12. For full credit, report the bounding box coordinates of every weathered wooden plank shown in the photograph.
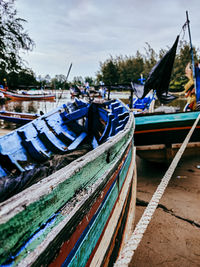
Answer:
[46,144,134,267]
[0,112,135,265]
[136,141,200,163]
[66,144,134,267]
[90,147,136,267]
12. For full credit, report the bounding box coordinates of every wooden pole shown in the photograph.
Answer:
[57,63,72,106]
[130,88,133,109]
[108,86,111,100]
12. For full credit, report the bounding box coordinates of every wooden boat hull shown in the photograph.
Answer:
[0,89,55,101]
[0,111,39,124]
[135,111,200,163]
[132,90,155,114]
[0,99,136,266]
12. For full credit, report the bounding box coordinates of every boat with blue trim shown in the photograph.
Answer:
[134,17,200,164]
[135,110,200,163]
[132,90,156,114]
[0,97,136,266]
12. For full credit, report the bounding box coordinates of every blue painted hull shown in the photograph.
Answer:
[0,99,130,196]
[132,90,155,114]
[0,98,136,267]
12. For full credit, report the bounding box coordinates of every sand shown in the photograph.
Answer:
[130,156,200,267]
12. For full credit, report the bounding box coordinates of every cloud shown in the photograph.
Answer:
[16,0,200,78]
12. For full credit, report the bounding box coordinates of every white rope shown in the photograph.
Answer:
[115,114,200,267]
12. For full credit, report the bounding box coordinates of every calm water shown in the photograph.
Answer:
[0,91,71,114]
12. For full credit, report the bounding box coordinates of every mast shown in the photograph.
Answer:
[57,63,72,106]
[186,10,196,93]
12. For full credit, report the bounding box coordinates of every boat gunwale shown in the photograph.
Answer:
[0,89,55,100]
[28,136,135,267]
[135,110,200,126]
[0,100,135,266]
[0,103,134,223]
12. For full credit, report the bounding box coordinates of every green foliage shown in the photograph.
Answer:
[97,40,200,92]
[50,74,66,90]
[97,58,119,85]
[0,68,38,90]
[0,0,36,89]
[97,43,159,86]
[84,76,95,85]
[0,0,34,72]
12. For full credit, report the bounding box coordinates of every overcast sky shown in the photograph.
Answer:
[15,0,200,80]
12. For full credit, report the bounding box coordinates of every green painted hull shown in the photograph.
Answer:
[0,109,136,266]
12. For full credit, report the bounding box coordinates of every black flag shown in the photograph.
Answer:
[134,35,179,103]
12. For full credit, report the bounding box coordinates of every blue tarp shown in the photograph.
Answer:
[195,66,200,102]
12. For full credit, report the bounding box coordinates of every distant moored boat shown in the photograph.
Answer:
[0,88,55,101]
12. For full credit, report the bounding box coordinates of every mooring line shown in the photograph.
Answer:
[114,114,200,267]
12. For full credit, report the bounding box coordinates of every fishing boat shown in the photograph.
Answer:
[131,34,181,164]
[94,83,156,114]
[70,86,101,99]
[132,90,156,114]
[0,97,136,266]
[135,111,200,163]
[0,110,39,124]
[0,88,56,101]
[134,12,200,164]
[70,86,82,98]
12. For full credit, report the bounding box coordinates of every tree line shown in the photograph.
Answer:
[1,0,200,92]
[96,41,200,92]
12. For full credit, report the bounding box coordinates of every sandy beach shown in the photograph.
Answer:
[130,155,200,267]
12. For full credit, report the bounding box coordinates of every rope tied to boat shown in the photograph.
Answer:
[114,114,200,267]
